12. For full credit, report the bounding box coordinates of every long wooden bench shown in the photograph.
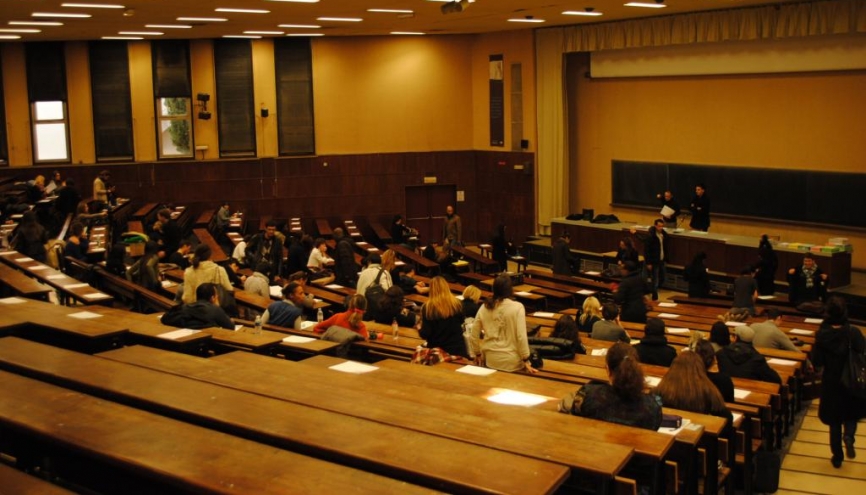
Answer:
[388,244,440,275]
[193,228,227,263]
[451,245,500,274]
[0,263,53,301]
[0,462,76,495]
[0,363,429,495]
[369,219,393,246]
[0,251,113,306]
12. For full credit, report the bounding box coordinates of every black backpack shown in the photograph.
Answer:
[364,268,387,318]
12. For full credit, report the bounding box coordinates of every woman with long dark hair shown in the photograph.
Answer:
[657,352,732,424]
[127,241,161,291]
[470,274,535,372]
[683,251,710,298]
[755,235,778,296]
[813,296,866,468]
[11,211,49,262]
[560,343,662,430]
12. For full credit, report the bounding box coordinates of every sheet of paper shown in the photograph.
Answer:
[234,325,244,331]
[283,335,316,343]
[733,388,751,399]
[300,321,316,330]
[486,389,550,407]
[667,327,691,335]
[329,361,379,374]
[30,265,49,271]
[725,321,746,327]
[789,329,814,336]
[804,318,823,324]
[757,295,776,300]
[591,348,608,356]
[15,257,34,262]
[515,291,533,297]
[0,297,26,304]
[658,418,693,436]
[630,339,641,345]
[161,280,176,288]
[657,302,677,308]
[65,283,89,289]
[455,365,497,376]
[0,251,15,255]
[269,285,283,298]
[657,313,680,319]
[533,312,555,318]
[577,289,595,295]
[644,376,661,387]
[660,205,675,217]
[767,358,798,366]
[83,293,110,300]
[732,412,743,424]
[68,311,103,320]
[158,329,201,340]
[325,284,344,289]
[585,271,601,276]
[47,274,67,280]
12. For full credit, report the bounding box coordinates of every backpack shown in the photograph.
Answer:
[364,268,387,317]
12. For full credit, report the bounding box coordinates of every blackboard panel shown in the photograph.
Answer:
[612,161,866,228]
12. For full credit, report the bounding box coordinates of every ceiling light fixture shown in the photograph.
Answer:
[286,33,324,36]
[0,35,23,39]
[391,31,425,35]
[33,12,93,18]
[177,17,228,22]
[102,36,142,40]
[223,34,262,38]
[9,21,64,26]
[61,3,125,8]
[267,0,319,3]
[316,17,363,22]
[368,9,414,14]
[244,31,285,35]
[0,28,42,33]
[508,18,545,23]
[215,8,270,14]
[119,31,163,35]
[624,2,667,8]
[146,24,192,29]
[278,24,321,29]
[563,9,604,17]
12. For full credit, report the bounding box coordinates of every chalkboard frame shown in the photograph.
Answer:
[611,160,866,229]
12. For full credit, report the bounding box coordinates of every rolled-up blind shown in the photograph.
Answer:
[89,41,134,161]
[214,39,255,157]
[26,42,66,102]
[152,40,191,98]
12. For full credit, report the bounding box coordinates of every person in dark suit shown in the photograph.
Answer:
[634,318,676,367]
[491,223,512,272]
[636,219,669,301]
[552,231,577,276]
[683,251,710,297]
[656,190,681,228]
[689,183,710,231]
[614,261,649,323]
[787,254,828,308]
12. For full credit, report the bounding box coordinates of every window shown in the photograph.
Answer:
[214,39,255,157]
[274,38,315,155]
[90,42,134,161]
[152,40,192,159]
[157,97,192,157]
[26,42,69,163]
[32,101,69,162]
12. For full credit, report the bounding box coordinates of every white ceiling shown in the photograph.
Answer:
[1,0,798,41]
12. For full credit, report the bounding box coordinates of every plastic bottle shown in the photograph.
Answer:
[316,307,324,324]
[392,318,399,341]
[254,315,262,335]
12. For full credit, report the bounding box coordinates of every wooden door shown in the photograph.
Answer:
[405,185,456,246]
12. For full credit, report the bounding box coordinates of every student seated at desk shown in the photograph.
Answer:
[461,285,482,318]
[64,222,90,261]
[549,315,586,355]
[656,352,733,431]
[105,243,128,277]
[167,240,192,270]
[263,282,307,330]
[420,277,468,358]
[716,326,781,384]
[559,343,662,430]
[694,339,735,403]
[375,286,419,328]
[395,265,429,295]
[314,294,374,340]
[591,303,630,343]
[633,318,676,367]
[751,308,802,353]
[127,241,161,291]
[469,275,535,372]
[244,262,272,299]
[161,283,234,330]
[577,296,602,333]
[11,211,49,263]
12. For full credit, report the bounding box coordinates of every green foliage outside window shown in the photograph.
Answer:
[164,98,190,153]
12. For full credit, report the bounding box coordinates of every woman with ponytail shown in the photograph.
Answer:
[314,294,375,339]
[469,274,535,373]
[559,343,662,430]
[182,243,233,305]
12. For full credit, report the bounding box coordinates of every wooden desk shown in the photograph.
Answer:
[451,245,500,274]
[193,228,227,263]
[132,202,158,221]
[388,244,440,274]
[316,218,333,238]
[369,219,393,246]
[0,462,75,495]
[87,306,212,352]
[0,251,113,306]
[0,366,430,495]
[0,263,53,300]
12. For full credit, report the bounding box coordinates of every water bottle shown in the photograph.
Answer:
[392,318,399,341]
[254,315,262,335]
[316,307,324,324]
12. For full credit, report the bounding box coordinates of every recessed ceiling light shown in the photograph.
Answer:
[368,9,414,14]
[215,8,270,14]
[62,3,125,8]
[146,24,192,29]
[102,36,142,40]
[9,21,64,26]
[278,24,321,29]
[223,35,262,39]
[563,11,604,17]
[119,31,163,35]
[391,31,425,35]
[0,35,23,39]
[316,17,363,22]
[244,31,284,35]
[33,12,92,18]
[624,2,667,8]
[177,17,228,22]
[267,0,319,3]
[508,18,545,23]
[0,28,41,33]
[286,33,324,36]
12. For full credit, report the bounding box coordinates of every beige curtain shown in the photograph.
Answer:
[534,0,865,230]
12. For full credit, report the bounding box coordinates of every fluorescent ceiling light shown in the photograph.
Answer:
[316,17,363,22]
[391,31,424,35]
[119,31,163,35]
[177,17,228,22]
[278,24,321,28]
[624,2,667,8]
[33,12,92,18]
[0,28,41,33]
[563,11,604,17]
[369,9,413,14]
[62,3,125,8]
[223,35,261,39]
[10,21,64,26]
[102,36,142,40]
[0,35,22,39]
[508,18,545,23]
[287,33,324,36]
[267,0,319,2]
[146,24,192,29]
[215,8,270,14]
[244,31,284,35]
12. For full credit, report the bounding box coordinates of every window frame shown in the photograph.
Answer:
[31,100,71,164]
[156,97,194,159]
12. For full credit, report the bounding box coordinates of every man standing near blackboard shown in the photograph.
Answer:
[689,184,711,231]
[657,190,681,229]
